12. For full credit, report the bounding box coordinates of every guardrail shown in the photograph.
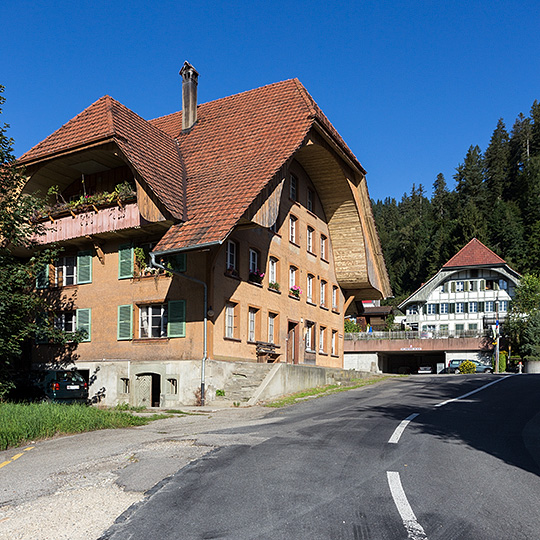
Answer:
[344,330,490,341]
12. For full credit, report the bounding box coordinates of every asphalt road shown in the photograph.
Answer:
[99,374,540,540]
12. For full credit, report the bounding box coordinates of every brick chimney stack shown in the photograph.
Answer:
[179,61,199,132]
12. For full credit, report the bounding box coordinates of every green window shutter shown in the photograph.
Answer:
[36,264,49,289]
[443,282,448,293]
[435,304,439,315]
[480,279,485,290]
[478,302,485,312]
[168,300,186,338]
[76,308,91,342]
[464,303,468,313]
[464,281,470,292]
[117,304,133,340]
[118,244,134,279]
[422,304,427,315]
[451,282,456,293]
[174,253,187,272]
[77,251,93,284]
[449,303,455,314]
[494,281,500,290]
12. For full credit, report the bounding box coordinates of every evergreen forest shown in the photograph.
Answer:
[372,99,540,303]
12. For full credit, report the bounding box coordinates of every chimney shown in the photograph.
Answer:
[179,61,199,132]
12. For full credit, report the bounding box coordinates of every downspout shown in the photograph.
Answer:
[150,253,208,406]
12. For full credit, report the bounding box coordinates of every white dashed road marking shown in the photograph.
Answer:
[388,413,419,444]
[435,375,514,407]
[387,471,428,540]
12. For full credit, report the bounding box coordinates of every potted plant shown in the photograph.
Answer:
[289,285,302,299]
[248,269,265,284]
[269,281,280,292]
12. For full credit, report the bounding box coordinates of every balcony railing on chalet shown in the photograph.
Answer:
[345,329,491,341]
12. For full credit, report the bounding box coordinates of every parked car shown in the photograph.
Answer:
[417,365,433,374]
[448,359,493,374]
[25,370,89,403]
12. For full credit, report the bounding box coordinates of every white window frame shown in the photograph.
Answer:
[268,313,277,344]
[319,326,325,353]
[54,311,75,333]
[307,274,314,303]
[225,303,236,339]
[427,304,436,315]
[248,308,256,342]
[307,227,314,253]
[469,302,478,313]
[485,301,494,312]
[320,280,327,307]
[499,300,508,312]
[226,240,237,271]
[57,256,76,286]
[305,322,315,352]
[456,302,464,314]
[331,330,337,355]
[289,216,297,244]
[139,304,168,339]
[440,303,448,314]
[269,257,277,284]
[289,266,297,289]
[249,249,258,274]
[320,235,327,260]
[456,281,464,292]
[332,286,338,310]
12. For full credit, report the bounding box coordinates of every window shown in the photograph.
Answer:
[307,226,314,253]
[167,378,178,394]
[305,321,315,352]
[331,330,338,355]
[225,302,238,339]
[289,266,297,288]
[269,257,278,286]
[320,280,327,307]
[332,286,339,310]
[456,281,464,292]
[53,309,91,342]
[440,303,449,314]
[307,274,314,303]
[307,189,314,212]
[268,312,277,344]
[455,324,465,335]
[289,216,297,244]
[439,324,449,336]
[320,235,328,260]
[248,307,260,342]
[469,302,478,313]
[485,301,494,312]
[120,378,130,394]
[427,304,437,315]
[499,300,508,312]
[319,326,326,353]
[289,174,297,201]
[55,251,92,286]
[407,305,419,315]
[440,282,446,293]
[456,302,464,313]
[499,279,508,290]
[469,323,478,331]
[36,263,50,289]
[468,281,477,292]
[249,249,258,274]
[139,304,167,338]
[138,301,185,339]
[226,240,238,272]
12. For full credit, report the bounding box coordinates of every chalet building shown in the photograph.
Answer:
[19,62,390,406]
[398,239,520,338]
[345,239,519,374]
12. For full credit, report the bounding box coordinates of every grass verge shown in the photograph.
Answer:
[264,375,395,408]
[0,402,169,450]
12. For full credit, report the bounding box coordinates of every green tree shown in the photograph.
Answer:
[0,85,74,398]
[484,119,509,206]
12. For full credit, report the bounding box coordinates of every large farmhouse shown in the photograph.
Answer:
[19,63,390,406]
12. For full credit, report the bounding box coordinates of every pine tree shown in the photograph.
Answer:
[484,119,509,205]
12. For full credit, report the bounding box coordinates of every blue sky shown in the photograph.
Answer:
[3,0,540,202]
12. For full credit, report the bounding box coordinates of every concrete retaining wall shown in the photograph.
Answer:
[343,352,381,373]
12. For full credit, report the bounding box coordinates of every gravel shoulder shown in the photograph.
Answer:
[0,405,275,540]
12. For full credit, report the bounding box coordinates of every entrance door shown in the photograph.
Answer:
[135,373,161,407]
[287,321,299,364]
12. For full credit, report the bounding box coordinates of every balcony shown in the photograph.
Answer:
[32,202,146,245]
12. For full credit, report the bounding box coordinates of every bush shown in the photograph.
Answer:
[344,319,361,333]
[458,360,476,374]
[498,351,507,373]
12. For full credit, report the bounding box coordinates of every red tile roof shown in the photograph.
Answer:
[19,96,186,220]
[442,238,506,268]
[19,78,366,251]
